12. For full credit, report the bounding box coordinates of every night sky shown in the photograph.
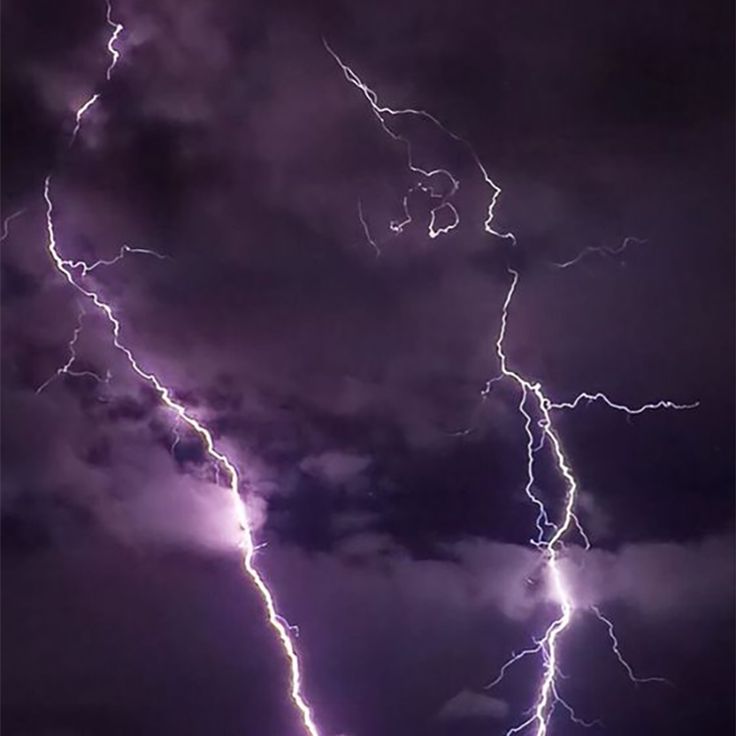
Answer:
[2,2,734,735]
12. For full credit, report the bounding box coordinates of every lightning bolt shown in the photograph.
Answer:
[36,5,321,734]
[327,43,696,735]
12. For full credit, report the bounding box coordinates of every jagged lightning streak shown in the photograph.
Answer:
[357,199,381,256]
[547,392,698,414]
[327,44,696,735]
[487,268,688,734]
[38,7,321,734]
[552,236,646,269]
[36,245,165,392]
[70,243,168,277]
[69,93,101,147]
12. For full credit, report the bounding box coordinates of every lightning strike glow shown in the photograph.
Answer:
[552,236,646,269]
[328,43,697,735]
[37,6,321,734]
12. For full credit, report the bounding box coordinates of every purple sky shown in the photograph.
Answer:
[2,1,734,735]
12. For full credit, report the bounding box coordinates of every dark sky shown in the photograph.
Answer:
[1,1,734,735]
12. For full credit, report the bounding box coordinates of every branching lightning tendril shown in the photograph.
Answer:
[552,236,647,270]
[591,605,671,686]
[103,0,123,81]
[39,5,320,734]
[326,42,696,735]
[36,305,111,394]
[324,39,515,245]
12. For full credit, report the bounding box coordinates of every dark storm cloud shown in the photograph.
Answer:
[2,0,733,735]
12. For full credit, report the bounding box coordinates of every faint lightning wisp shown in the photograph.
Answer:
[69,93,101,147]
[591,606,670,686]
[37,5,321,734]
[552,236,646,269]
[104,0,123,81]
[1,208,27,242]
